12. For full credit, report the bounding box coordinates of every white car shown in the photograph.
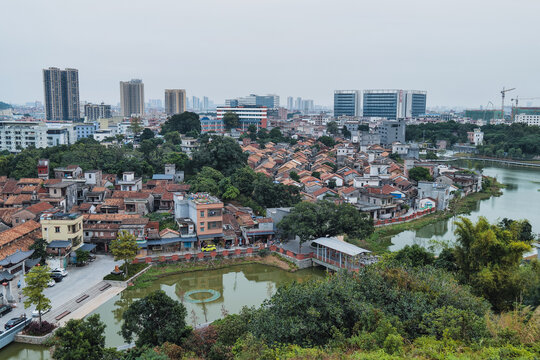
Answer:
[51,268,68,277]
[32,307,51,318]
[47,279,56,287]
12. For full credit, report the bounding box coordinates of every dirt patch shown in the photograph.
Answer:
[257,254,294,271]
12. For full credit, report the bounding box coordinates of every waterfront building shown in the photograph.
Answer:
[334,90,361,117]
[164,89,187,115]
[43,67,80,121]
[120,79,145,117]
[174,192,224,246]
[363,90,426,119]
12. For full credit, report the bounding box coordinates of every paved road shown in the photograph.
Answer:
[280,238,315,254]
[0,255,121,329]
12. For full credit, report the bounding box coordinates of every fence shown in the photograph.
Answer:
[374,208,436,227]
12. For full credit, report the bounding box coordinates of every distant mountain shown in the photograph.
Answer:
[0,102,12,110]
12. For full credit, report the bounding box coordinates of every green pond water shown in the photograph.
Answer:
[1,264,324,358]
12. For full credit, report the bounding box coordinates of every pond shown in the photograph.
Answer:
[0,263,324,358]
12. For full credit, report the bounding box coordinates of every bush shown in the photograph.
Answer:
[258,249,270,257]
[383,334,403,355]
[24,320,55,336]
[103,263,148,280]
[420,305,488,342]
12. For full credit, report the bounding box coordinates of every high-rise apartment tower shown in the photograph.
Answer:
[120,79,145,117]
[43,67,80,120]
[164,89,187,115]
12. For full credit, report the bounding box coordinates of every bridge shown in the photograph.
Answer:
[434,157,540,168]
[312,237,377,272]
[0,317,32,350]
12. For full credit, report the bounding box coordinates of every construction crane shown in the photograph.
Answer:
[511,96,540,107]
[501,87,515,120]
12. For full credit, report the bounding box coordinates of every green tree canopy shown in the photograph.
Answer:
[453,216,534,311]
[29,238,48,265]
[53,314,112,360]
[326,121,339,135]
[223,112,240,130]
[140,128,155,141]
[161,112,201,134]
[121,290,191,347]
[318,135,336,147]
[408,167,433,182]
[278,201,374,252]
[23,264,51,326]
[109,230,139,279]
[191,136,248,176]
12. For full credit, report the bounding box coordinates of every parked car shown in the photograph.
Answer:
[47,279,56,287]
[0,305,12,317]
[4,316,26,330]
[51,268,68,277]
[51,273,63,283]
[201,244,217,252]
[32,306,51,318]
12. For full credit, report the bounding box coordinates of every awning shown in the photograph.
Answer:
[197,233,223,240]
[78,243,97,252]
[47,240,72,248]
[146,237,195,246]
[246,230,275,236]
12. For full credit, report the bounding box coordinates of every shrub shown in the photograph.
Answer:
[24,320,55,336]
[258,249,270,257]
[103,263,148,280]
[383,334,403,355]
[420,305,488,342]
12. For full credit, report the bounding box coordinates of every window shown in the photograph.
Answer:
[200,222,204,226]
[55,226,60,233]
[200,227,204,232]
[200,211,205,217]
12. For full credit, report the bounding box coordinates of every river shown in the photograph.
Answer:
[389,161,540,252]
[1,264,323,359]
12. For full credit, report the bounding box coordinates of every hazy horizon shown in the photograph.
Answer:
[1,0,539,108]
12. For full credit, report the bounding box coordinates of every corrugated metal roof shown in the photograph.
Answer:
[312,237,370,256]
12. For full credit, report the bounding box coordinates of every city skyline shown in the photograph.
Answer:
[1,0,540,108]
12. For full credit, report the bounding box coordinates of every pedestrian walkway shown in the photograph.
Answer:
[42,281,124,325]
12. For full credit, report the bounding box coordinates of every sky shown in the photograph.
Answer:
[1,0,540,108]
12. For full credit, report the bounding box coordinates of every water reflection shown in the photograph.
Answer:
[389,162,540,252]
[90,263,324,348]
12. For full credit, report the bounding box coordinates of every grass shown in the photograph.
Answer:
[359,176,504,254]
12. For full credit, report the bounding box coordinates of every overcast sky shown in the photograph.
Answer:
[1,0,539,108]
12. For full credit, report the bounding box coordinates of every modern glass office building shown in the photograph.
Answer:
[363,90,427,119]
[334,90,360,117]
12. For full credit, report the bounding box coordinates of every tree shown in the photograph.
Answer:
[318,136,336,147]
[342,126,351,139]
[289,171,300,182]
[121,290,191,347]
[223,112,240,130]
[29,238,48,265]
[311,171,321,179]
[161,112,201,134]
[326,121,339,135]
[393,244,435,267]
[252,174,301,209]
[278,201,373,252]
[75,249,90,264]
[109,230,139,279]
[53,314,110,360]
[453,217,534,311]
[328,179,337,189]
[408,167,433,182]
[23,264,51,326]
[191,136,248,176]
[231,166,257,195]
[140,128,155,141]
[164,152,189,171]
[129,117,143,137]
[164,131,181,145]
[426,151,438,160]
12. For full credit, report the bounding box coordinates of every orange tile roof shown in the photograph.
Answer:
[0,220,41,248]
[23,202,53,215]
